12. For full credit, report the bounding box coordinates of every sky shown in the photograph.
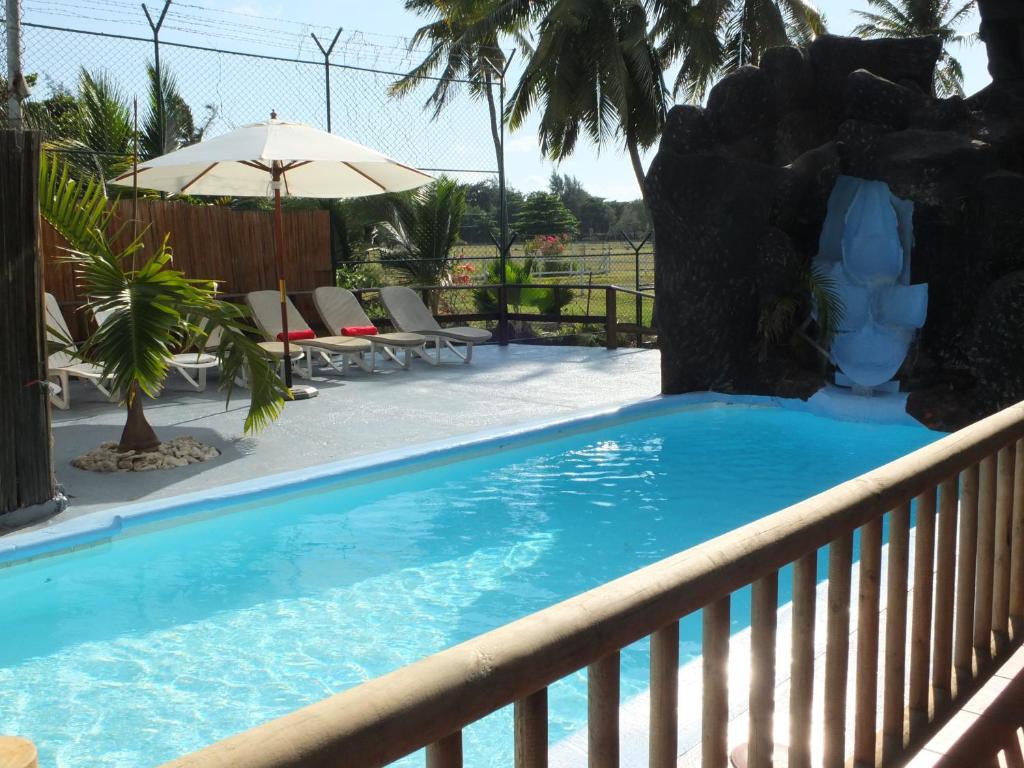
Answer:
[17,0,991,201]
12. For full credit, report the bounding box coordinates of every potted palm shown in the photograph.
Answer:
[41,152,288,453]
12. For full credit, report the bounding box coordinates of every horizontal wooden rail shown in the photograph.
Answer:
[161,402,1024,768]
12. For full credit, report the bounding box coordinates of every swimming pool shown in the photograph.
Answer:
[0,400,939,766]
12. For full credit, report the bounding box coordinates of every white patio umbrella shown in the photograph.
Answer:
[110,113,432,398]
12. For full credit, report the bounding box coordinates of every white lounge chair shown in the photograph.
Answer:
[245,290,374,377]
[313,286,427,370]
[379,286,491,364]
[44,292,115,410]
[93,307,221,392]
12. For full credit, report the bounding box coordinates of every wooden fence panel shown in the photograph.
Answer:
[42,199,331,339]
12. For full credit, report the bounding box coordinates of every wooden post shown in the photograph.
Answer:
[426,731,463,768]
[1010,440,1024,636]
[975,455,998,664]
[0,737,37,768]
[589,652,619,768]
[605,287,618,350]
[954,466,980,688]
[748,573,778,768]
[854,518,883,767]
[649,622,679,768]
[882,503,911,762]
[824,533,853,768]
[932,476,959,707]
[0,129,56,519]
[789,553,817,768]
[992,444,1015,650]
[908,488,936,737]
[515,689,548,768]
[702,598,730,768]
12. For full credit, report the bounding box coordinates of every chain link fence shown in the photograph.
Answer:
[3,13,498,175]
[4,3,656,346]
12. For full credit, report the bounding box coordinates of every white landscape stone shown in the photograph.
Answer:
[71,437,220,473]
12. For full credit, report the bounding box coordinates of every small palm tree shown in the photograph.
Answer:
[41,153,287,452]
[656,0,826,101]
[371,177,468,295]
[507,0,667,202]
[852,0,975,96]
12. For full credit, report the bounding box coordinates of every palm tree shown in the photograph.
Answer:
[391,0,526,191]
[506,0,667,202]
[655,0,826,101]
[40,153,287,451]
[141,64,216,158]
[852,0,975,96]
[371,177,468,299]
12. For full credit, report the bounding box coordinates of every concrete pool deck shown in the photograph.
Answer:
[9,344,660,532]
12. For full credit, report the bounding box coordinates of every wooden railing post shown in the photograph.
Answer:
[908,488,936,737]
[854,518,883,767]
[589,652,620,768]
[824,533,853,768]
[426,731,463,768]
[975,455,998,664]
[789,553,817,768]
[749,574,779,768]
[992,444,1016,651]
[605,287,618,350]
[703,598,730,768]
[515,689,548,768]
[882,503,911,762]
[932,476,959,707]
[1010,440,1024,637]
[954,466,980,689]
[650,623,679,768]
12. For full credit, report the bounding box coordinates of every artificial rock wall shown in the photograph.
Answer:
[649,17,1024,430]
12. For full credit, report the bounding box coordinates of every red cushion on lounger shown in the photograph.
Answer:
[340,325,378,336]
[276,329,316,342]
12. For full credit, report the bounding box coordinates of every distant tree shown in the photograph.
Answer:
[852,0,975,96]
[513,191,579,236]
[549,171,614,236]
[607,199,651,236]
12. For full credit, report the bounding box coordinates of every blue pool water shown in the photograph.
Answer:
[0,403,939,766]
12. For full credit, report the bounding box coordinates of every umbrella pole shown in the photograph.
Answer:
[272,165,317,400]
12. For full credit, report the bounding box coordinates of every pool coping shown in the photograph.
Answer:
[0,387,919,568]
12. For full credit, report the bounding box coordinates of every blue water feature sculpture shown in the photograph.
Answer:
[815,176,928,392]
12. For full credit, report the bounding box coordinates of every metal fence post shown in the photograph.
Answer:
[142,0,171,154]
[311,28,342,133]
[622,230,651,346]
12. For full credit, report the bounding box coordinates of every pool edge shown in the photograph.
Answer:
[0,388,921,567]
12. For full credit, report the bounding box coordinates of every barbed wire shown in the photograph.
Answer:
[2,6,499,176]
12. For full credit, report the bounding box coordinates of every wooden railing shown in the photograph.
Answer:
[215,282,658,350]
[160,401,1024,768]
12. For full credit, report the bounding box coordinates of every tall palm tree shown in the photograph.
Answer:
[655,0,826,101]
[506,0,667,202]
[391,0,526,186]
[852,0,975,96]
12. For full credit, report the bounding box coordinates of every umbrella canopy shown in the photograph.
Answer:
[111,117,432,198]
[109,116,433,397]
